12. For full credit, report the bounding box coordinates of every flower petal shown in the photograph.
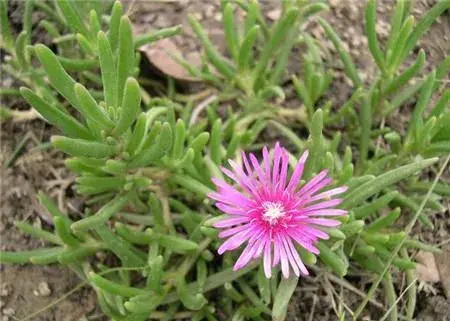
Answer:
[263,241,272,278]
[301,198,343,211]
[262,146,271,184]
[286,150,309,192]
[217,229,252,254]
[218,223,249,238]
[304,209,347,217]
[233,241,258,270]
[277,236,290,278]
[305,186,348,203]
[296,170,329,196]
[213,216,250,228]
[305,218,342,227]
[286,236,308,275]
[281,235,299,277]
[216,202,248,216]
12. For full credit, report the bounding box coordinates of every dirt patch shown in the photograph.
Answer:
[0,120,97,320]
[0,266,96,321]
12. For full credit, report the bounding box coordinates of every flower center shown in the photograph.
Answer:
[262,202,285,225]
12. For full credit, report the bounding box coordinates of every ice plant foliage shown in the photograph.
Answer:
[1,0,449,319]
[209,143,348,278]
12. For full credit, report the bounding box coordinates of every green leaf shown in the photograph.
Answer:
[71,194,129,231]
[147,255,163,293]
[125,114,149,155]
[383,49,425,96]
[209,118,223,164]
[89,272,149,297]
[108,1,123,51]
[223,3,239,62]
[54,216,81,247]
[432,112,450,142]
[342,157,439,209]
[14,221,62,245]
[353,191,399,219]
[57,56,98,72]
[98,31,118,109]
[388,15,414,70]
[188,14,234,79]
[15,31,29,69]
[0,248,64,264]
[115,223,153,245]
[404,239,441,253]
[318,17,361,87]
[257,266,271,304]
[74,83,114,128]
[189,132,210,155]
[408,70,436,142]
[76,176,126,195]
[134,25,182,48]
[430,89,450,119]
[269,120,305,152]
[340,220,365,237]
[386,0,405,57]
[20,87,92,140]
[51,136,118,158]
[177,277,207,310]
[116,16,135,104]
[364,0,385,72]
[114,77,141,136]
[170,174,212,196]
[124,293,163,314]
[272,277,298,321]
[34,44,83,113]
[89,9,101,40]
[95,225,145,267]
[400,0,450,64]
[253,8,300,89]
[157,234,199,253]
[162,263,258,304]
[434,54,450,91]
[76,33,95,55]
[242,0,265,37]
[367,209,400,233]
[358,94,372,170]
[293,75,313,114]
[0,0,14,50]
[425,141,450,155]
[56,0,90,38]
[128,122,172,168]
[238,25,259,71]
[38,192,66,219]
[317,242,348,277]
[171,119,186,160]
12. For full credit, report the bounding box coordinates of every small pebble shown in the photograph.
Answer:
[33,282,51,297]
[203,4,215,19]
[192,12,203,20]
[2,308,14,316]
[0,284,11,297]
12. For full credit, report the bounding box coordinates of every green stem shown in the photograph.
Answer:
[352,154,450,320]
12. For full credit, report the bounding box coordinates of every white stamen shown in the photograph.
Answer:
[262,202,285,224]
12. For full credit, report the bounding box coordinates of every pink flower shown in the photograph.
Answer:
[208,143,347,278]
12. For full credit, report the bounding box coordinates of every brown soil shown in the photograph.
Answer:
[1,0,449,320]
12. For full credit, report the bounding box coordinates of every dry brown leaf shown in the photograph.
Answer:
[415,251,440,283]
[140,38,200,81]
[266,9,281,21]
[435,245,450,299]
